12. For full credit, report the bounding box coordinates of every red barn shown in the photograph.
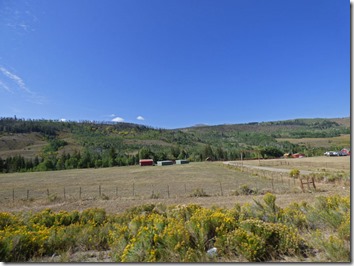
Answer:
[291,153,305,158]
[139,159,154,166]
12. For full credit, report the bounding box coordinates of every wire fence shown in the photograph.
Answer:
[1,176,300,204]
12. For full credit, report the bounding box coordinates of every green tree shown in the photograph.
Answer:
[170,146,180,159]
[260,146,283,159]
[216,146,226,160]
[203,144,214,160]
[139,147,154,160]
[178,149,188,159]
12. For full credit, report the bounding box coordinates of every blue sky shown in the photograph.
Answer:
[0,0,350,129]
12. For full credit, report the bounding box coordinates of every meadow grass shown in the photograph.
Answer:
[0,158,349,214]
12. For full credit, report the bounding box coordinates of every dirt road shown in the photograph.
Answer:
[223,161,314,175]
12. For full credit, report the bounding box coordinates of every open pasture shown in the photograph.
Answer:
[242,155,350,172]
[276,134,350,148]
[0,159,349,214]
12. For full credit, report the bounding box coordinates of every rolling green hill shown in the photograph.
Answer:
[0,117,350,173]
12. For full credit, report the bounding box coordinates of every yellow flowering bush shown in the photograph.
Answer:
[229,228,266,261]
[282,202,308,230]
[156,217,190,262]
[0,224,50,261]
[186,207,236,250]
[0,212,20,230]
[0,195,350,262]
[108,224,130,261]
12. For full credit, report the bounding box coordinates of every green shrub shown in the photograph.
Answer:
[44,224,81,254]
[0,212,19,230]
[150,192,160,199]
[0,195,350,262]
[311,231,350,262]
[289,169,300,178]
[30,209,56,228]
[55,210,80,226]
[240,193,282,222]
[240,184,257,195]
[100,193,110,200]
[79,208,106,226]
[190,188,209,197]
[241,219,302,256]
[230,228,266,261]
[281,202,309,230]
[0,224,50,261]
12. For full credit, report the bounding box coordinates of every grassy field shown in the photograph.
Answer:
[0,132,47,159]
[277,134,350,148]
[242,155,350,172]
[0,158,349,214]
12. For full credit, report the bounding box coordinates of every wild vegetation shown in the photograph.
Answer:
[0,117,350,173]
[0,194,349,262]
[0,117,350,262]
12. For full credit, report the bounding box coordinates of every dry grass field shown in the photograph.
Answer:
[276,134,350,148]
[0,157,350,214]
[0,132,47,159]
[242,155,350,172]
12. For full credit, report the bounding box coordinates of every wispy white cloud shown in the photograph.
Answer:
[0,66,31,93]
[0,80,13,93]
[1,3,38,34]
[112,117,124,122]
[59,118,67,122]
[136,116,145,121]
[0,66,45,104]
[18,23,31,32]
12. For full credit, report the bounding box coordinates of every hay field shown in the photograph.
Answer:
[241,155,350,173]
[0,160,349,214]
[276,134,350,148]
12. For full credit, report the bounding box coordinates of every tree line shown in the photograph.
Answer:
[0,144,290,173]
[0,117,349,173]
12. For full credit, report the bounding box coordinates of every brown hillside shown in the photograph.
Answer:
[0,133,47,159]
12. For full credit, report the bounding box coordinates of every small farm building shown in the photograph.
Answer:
[292,153,305,158]
[157,160,173,166]
[176,160,189,165]
[139,159,154,166]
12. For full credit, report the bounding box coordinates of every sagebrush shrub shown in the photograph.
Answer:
[0,195,349,262]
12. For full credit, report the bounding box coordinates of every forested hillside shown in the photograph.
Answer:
[0,117,350,173]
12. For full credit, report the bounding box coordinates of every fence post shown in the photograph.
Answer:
[167,185,170,198]
[116,187,118,197]
[27,190,29,200]
[64,187,66,200]
[79,187,82,200]
[99,185,101,197]
[133,183,135,196]
[12,189,14,203]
